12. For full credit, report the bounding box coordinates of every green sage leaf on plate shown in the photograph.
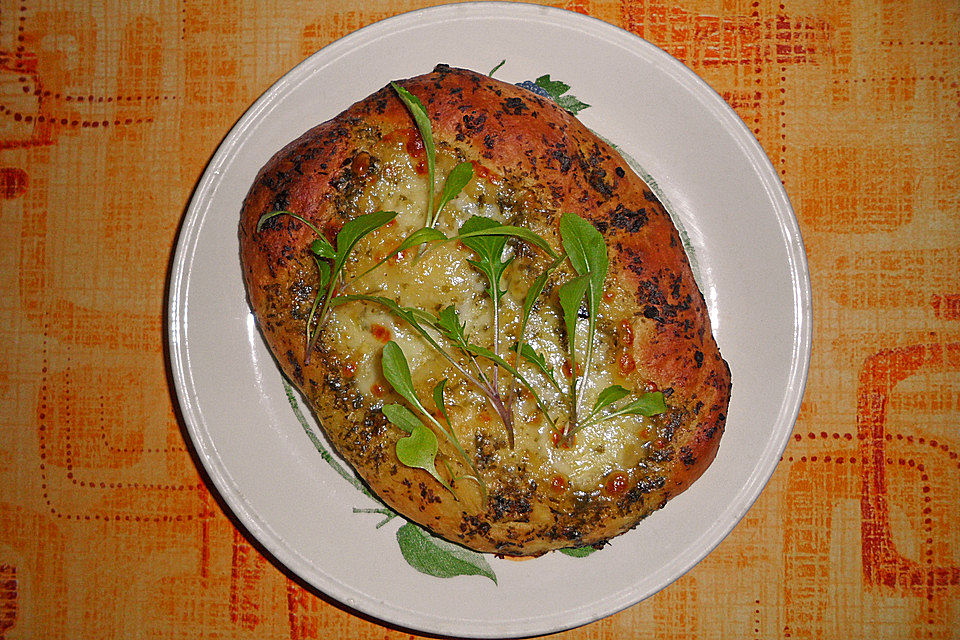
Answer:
[534,74,590,115]
[396,522,497,583]
[559,545,597,558]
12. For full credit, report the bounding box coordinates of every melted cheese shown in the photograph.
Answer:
[322,141,656,492]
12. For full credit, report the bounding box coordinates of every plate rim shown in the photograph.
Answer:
[167,2,812,637]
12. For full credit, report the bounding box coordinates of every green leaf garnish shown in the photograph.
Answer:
[380,340,485,497]
[558,213,609,438]
[383,401,451,490]
[507,254,564,414]
[534,74,590,115]
[334,211,399,273]
[559,545,597,558]
[396,522,497,583]
[456,224,559,259]
[558,274,589,348]
[381,341,428,414]
[459,216,513,299]
[560,213,608,302]
[610,391,668,418]
[395,420,451,491]
[433,379,451,426]
[304,210,397,362]
[437,161,474,219]
[580,391,668,430]
[489,59,506,77]
[399,226,447,251]
[435,305,470,348]
[340,226,448,294]
[310,235,335,259]
[256,209,396,362]
[392,82,437,227]
[512,343,561,392]
[256,210,323,236]
[381,403,423,434]
[591,385,631,416]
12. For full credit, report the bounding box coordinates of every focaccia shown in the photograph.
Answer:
[239,65,730,556]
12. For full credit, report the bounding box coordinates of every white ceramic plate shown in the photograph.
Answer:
[168,3,811,637]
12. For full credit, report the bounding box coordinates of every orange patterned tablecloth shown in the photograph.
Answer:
[2,0,958,638]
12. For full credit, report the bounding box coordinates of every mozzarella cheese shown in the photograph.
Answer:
[320,140,657,492]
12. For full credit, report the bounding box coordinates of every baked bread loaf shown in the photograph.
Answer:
[239,65,730,556]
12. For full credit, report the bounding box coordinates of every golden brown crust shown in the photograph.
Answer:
[239,65,730,555]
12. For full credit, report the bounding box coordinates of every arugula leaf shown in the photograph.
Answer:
[333,211,399,275]
[580,391,669,429]
[557,273,589,438]
[558,275,589,348]
[459,216,512,300]
[560,212,608,301]
[512,343,561,392]
[611,391,668,418]
[341,226,448,294]
[256,210,323,236]
[591,384,631,415]
[381,403,423,434]
[392,82,437,227]
[436,305,468,344]
[413,221,558,262]
[332,296,469,386]
[380,340,484,496]
[310,235,335,260]
[436,161,474,219]
[559,213,609,419]
[399,227,447,251]
[304,210,398,362]
[458,215,515,411]
[303,256,331,349]
[534,74,590,115]
[507,255,564,420]
[395,422,451,491]
[381,341,429,416]
[383,402,451,490]
[396,522,497,583]
[456,224,558,259]
[261,209,396,361]
[433,379,451,426]
[521,262,556,324]
[512,254,563,380]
